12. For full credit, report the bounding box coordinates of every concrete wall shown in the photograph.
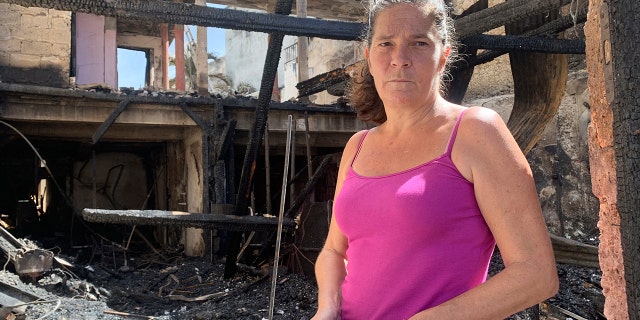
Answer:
[224,6,291,97]
[72,153,148,212]
[75,13,117,88]
[281,36,298,100]
[208,57,230,95]
[225,28,286,96]
[0,4,71,87]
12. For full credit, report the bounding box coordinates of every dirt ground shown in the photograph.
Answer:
[0,232,605,320]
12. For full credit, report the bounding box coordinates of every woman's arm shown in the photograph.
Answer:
[312,131,366,320]
[312,214,348,319]
[410,107,558,320]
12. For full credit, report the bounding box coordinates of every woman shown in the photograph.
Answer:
[312,0,558,319]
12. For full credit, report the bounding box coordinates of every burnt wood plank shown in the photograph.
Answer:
[82,208,295,232]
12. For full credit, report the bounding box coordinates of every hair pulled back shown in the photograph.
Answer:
[348,0,457,124]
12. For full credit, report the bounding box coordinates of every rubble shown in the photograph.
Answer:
[0,225,606,320]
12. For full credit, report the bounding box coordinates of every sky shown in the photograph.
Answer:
[117,4,227,89]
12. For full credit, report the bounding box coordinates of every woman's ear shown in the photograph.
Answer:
[365,46,374,77]
[439,46,451,71]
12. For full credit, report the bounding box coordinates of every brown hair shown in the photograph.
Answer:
[347,0,457,125]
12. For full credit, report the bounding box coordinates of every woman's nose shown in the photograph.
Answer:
[391,47,411,67]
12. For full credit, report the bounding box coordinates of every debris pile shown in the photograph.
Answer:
[0,225,606,320]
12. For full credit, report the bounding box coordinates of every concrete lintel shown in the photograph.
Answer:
[1,98,213,126]
[2,101,368,134]
[229,108,369,134]
[6,122,188,142]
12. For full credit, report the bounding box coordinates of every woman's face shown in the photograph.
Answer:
[366,3,448,107]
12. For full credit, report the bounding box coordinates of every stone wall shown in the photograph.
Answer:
[528,71,599,241]
[0,4,71,87]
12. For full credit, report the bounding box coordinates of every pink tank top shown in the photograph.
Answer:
[334,110,496,320]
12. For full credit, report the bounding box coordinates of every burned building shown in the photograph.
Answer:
[4,0,640,318]
[0,0,374,279]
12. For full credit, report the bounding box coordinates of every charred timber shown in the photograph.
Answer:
[2,0,363,41]
[296,68,350,99]
[5,0,574,41]
[296,61,363,98]
[227,0,294,280]
[0,83,350,114]
[461,35,585,54]
[445,0,487,104]
[454,0,573,38]
[467,7,588,67]
[82,208,296,232]
[284,154,337,219]
[92,99,130,144]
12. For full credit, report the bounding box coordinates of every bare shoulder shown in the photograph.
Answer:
[455,106,526,182]
[457,106,515,149]
[460,106,507,132]
[335,129,369,178]
[341,130,368,163]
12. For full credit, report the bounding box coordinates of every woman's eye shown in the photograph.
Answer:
[415,41,428,46]
[378,42,391,47]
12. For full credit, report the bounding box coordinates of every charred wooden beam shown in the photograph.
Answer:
[550,234,599,268]
[0,83,350,113]
[445,0,488,104]
[2,0,363,41]
[179,102,212,134]
[92,99,130,144]
[284,154,337,219]
[454,0,573,38]
[82,208,296,232]
[505,10,568,155]
[0,279,41,307]
[226,0,294,279]
[461,35,585,54]
[296,61,364,98]
[466,6,587,67]
[3,0,575,42]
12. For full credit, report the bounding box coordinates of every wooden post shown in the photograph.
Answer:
[173,0,185,91]
[264,122,272,215]
[304,112,314,202]
[289,121,296,209]
[174,24,185,91]
[195,0,208,95]
[160,24,170,90]
[585,0,640,318]
[296,0,309,103]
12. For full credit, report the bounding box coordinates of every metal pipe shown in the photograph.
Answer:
[268,115,293,320]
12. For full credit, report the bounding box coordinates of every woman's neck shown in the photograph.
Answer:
[381,95,444,133]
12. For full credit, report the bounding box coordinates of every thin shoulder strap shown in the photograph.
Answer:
[446,109,467,155]
[350,130,370,167]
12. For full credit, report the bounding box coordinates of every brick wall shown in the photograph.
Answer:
[0,4,71,87]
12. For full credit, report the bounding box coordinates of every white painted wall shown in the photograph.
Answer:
[224,7,361,104]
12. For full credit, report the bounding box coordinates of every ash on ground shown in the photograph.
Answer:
[1,244,604,320]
